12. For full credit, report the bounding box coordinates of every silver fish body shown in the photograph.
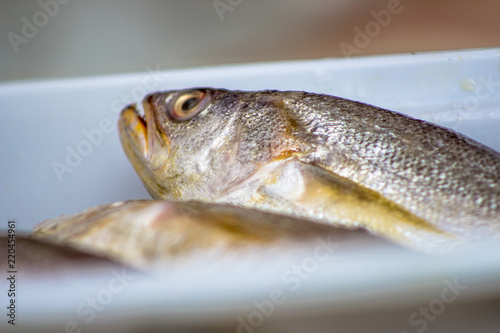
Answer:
[119,89,500,252]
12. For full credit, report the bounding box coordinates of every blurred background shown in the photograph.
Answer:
[1,0,500,83]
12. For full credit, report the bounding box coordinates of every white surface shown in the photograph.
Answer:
[1,48,500,331]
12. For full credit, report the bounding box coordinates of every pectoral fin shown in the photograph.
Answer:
[228,159,453,251]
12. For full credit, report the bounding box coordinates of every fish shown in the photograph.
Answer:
[32,200,389,271]
[118,88,500,252]
[0,234,131,279]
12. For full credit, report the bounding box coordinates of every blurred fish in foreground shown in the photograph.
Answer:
[32,200,393,272]
[0,234,132,279]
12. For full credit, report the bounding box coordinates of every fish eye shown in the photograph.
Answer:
[168,90,208,121]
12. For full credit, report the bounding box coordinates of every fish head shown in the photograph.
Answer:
[119,88,307,200]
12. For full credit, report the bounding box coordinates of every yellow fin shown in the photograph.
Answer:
[249,160,452,250]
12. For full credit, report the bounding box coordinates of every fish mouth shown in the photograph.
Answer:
[119,102,149,160]
[119,92,166,159]
[119,96,173,198]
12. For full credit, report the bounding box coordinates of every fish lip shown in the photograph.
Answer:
[119,102,149,160]
[135,104,148,130]
[143,94,158,161]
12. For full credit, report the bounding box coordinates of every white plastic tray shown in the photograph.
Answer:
[1,48,500,332]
